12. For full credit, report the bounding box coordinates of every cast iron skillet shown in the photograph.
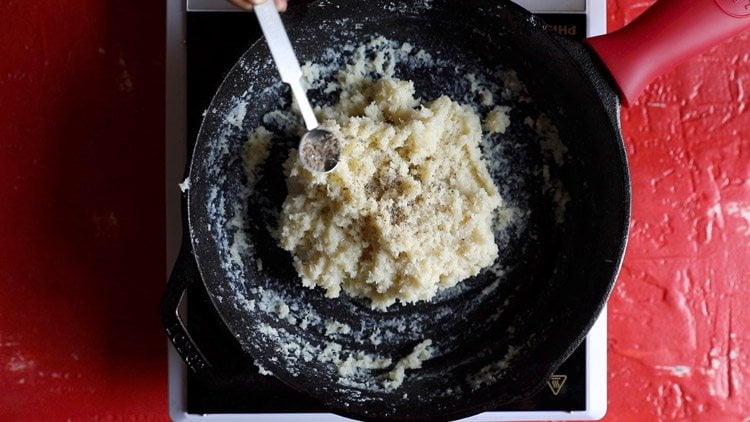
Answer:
[162,0,749,420]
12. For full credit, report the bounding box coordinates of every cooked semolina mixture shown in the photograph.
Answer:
[276,77,502,310]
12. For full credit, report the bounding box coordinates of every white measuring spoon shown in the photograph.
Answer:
[254,1,340,173]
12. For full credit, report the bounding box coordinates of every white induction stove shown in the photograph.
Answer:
[165,1,609,420]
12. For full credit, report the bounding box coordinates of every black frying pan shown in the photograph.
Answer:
[162,0,748,420]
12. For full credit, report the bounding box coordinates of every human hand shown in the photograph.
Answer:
[228,0,288,12]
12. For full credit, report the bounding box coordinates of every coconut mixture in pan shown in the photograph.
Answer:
[224,35,568,392]
[245,37,509,310]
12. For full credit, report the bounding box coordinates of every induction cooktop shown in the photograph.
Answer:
[165,1,609,420]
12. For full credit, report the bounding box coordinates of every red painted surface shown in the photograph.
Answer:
[607,0,750,419]
[0,1,167,420]
[0,0,748,420]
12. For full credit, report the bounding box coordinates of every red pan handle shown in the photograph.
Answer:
[586,0,750,106]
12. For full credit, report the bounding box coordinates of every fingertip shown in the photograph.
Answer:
[276,0,288,12]
[231,0,254,10]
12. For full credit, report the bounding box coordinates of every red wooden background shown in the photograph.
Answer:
[0,1,748,420]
